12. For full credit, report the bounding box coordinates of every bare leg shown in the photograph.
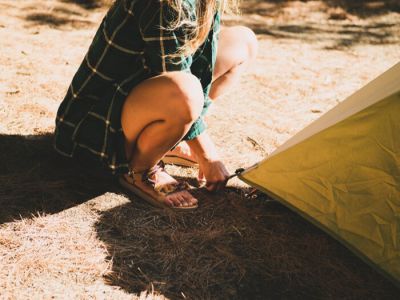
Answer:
[168,26,258,162]
[210,26,258,100]
[121,72,204,207]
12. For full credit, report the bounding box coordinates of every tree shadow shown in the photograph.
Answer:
[60,0,104,10]
[241,0,400,18]
[22,0,99,28]
[324,0,400,17]
[25,13,93,28]
[95,183,400,299]
[1,133,398,297]
[0,133,116,224]
[231,0,400,50]
[247,21,398,49]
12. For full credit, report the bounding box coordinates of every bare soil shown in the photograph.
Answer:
[0,0,399,299]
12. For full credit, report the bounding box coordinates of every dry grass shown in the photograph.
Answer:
[1,0,400,299]
[95,191,398,299]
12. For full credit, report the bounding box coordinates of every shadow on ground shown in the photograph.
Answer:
[0,133,398,298]
[242,22,398,48]
[95,181,400,299]
[60,0,105,10]
[0,134,116,224]
[21,0,400,48]
[22,0,99,28]
[242,0,400,18]
[25,13,93,28]
[229,0,400,50]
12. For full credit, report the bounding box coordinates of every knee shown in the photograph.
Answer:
[163,72,204,124]
[236,26,258,62]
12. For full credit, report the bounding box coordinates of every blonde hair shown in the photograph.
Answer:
[166,0,238,56]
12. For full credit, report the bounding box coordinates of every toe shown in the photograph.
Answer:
[166,193,183,207]
[165,191,197,208]
[191,197,198,206]
[181,191,197,207]
[180,195,190,207]
[163,198,174,207]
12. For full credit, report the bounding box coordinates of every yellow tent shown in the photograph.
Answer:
[239,62,400,286]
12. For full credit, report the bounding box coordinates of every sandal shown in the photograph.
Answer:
[163,142,199,168]
[119,161,198,210]
[162,154,199,168]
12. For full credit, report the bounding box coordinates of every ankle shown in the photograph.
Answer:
[130,160,166,175]
[129,162,155,174]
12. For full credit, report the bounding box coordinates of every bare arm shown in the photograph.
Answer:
[186,131,230,191]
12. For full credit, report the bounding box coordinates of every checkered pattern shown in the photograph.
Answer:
[54,0,220,175]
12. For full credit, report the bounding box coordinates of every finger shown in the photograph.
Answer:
[197,169,205,181]
[215,181,226,192]
[222,177,229,188]
[217,182,224,192]
[206,182,218,192]
[215,176,229,191]
[198,178,207,188]
[206,176,228,191]
[197,170,206,187]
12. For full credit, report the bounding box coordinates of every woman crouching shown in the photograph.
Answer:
[54,0,258,210]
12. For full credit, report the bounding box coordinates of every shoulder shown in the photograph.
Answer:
[126,0,195,17]
[131,0,196,32]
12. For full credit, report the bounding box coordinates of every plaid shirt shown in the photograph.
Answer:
[54,0,220,174]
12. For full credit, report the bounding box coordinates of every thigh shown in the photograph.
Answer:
[212,25,257,81]
[121,72,203,141]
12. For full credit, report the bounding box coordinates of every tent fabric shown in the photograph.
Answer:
[240,62,400,286]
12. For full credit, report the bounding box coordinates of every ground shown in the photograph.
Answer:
[0,0,399,299]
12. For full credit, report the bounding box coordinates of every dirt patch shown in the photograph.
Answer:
[0,0,399,298]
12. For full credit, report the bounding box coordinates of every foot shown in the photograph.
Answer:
[165,142,198,165]
[122,162,198,209]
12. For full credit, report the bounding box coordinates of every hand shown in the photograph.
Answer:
[198,159,230,192]
[185,131,230,192]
